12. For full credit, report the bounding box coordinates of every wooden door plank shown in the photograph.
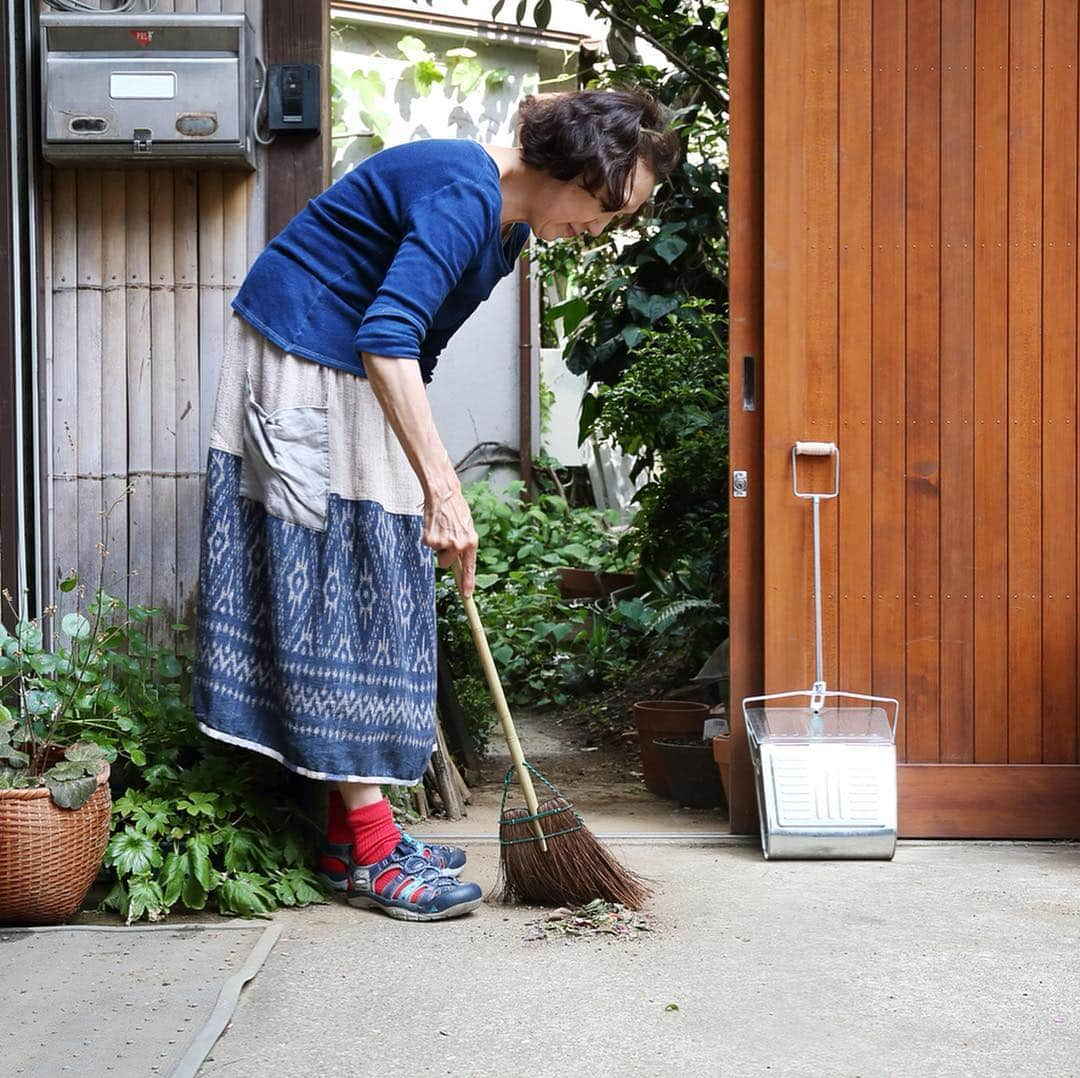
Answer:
[904,0,941,763]
[802,1,840,692]
[837,0,873,696]
[899,764,1080,838]
[1040,0,1078,764]
[727,0,766,834]
[871,2,908,754]
[1007,1,1044,763]
[939,0,976,762]
[763,0,809,694]
[973,0,1010,763]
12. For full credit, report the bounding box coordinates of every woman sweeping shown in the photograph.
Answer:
[193,88,680,921]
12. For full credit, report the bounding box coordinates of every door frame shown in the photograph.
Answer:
[725,0,766,836]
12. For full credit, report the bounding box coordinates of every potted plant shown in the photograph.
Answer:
[0,592,112,925]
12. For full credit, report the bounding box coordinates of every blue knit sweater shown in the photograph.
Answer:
[231,138,531,383]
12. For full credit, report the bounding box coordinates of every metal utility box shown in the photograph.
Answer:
[40,13,256,169]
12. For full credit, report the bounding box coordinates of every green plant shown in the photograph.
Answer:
[1,486,327,921]
[102,747,328,923]
[594,303,727,581]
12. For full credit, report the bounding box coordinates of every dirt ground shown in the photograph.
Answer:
[425,705,730,838]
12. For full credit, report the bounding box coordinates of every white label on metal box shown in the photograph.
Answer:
[109,72,176,100]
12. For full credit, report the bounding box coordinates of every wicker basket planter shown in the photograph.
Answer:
[0,760,111,925]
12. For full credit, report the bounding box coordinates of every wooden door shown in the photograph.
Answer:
[729,0,1080,838]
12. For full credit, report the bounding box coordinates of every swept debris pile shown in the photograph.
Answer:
[524,899,654,942]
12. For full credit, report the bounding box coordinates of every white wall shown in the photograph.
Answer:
[329,11,577,475]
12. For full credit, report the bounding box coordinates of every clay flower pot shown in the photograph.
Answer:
[654,737,726,809]
[632,700,710,798]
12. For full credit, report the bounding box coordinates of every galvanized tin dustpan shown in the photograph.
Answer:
[742,443,900,860]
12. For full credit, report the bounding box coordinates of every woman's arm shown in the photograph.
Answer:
[362,353,478,596]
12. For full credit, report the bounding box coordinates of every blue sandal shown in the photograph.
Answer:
[317,832,466,891]
[344,841,482,922]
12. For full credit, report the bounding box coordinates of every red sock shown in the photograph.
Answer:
[326,789,353,845]
[347,797,401,866]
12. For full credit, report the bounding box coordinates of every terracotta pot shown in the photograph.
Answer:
[632,700,710,798]
[655,737,727,809]
[0,759,112,925]
[711,730,733,806]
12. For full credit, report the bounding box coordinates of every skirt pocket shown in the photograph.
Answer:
[239,364,331,531]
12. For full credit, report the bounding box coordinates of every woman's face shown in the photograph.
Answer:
[532,160,657,242]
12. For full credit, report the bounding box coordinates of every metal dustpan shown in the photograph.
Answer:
[742,443,900,860]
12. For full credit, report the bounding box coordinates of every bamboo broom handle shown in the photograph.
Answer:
[451,561,547,851]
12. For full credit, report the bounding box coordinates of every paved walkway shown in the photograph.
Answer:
[197,839,1080,1077]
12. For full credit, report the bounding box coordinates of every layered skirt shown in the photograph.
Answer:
[192,309,437,783]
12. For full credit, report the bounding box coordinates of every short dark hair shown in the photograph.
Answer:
[516,89,681,212]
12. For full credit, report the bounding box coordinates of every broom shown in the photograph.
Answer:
[451,562,648,909]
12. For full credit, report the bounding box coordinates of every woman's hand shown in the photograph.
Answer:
[423,481,478,596]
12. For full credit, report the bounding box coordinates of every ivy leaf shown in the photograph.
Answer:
[550,296,589,336]
[61,613,92,641]
[25,688,62,716]
[626,290,681,323]
[65,741,106,765]
[397,35,431,64]
[450,57,484,95]
[16,621,42,650]
[28,653,59,675]
[156,654,182,679]
[106,828,163,875]
[653,235,689,264]
[58,575,78,593]
[485,67,509,88]
[413,60,445,94]
[45,772,98,809]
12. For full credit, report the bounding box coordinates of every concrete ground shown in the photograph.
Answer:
[197,839,1080,1077]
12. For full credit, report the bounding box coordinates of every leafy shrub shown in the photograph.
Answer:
[0,578,327,923]
[594,303,728,589]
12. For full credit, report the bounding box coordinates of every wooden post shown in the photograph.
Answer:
[727,0,765,835]
[263,0,331,237]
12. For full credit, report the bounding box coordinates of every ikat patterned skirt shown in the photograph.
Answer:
[192,308,437,784]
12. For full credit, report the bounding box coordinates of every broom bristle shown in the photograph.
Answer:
[497,796,650,909]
